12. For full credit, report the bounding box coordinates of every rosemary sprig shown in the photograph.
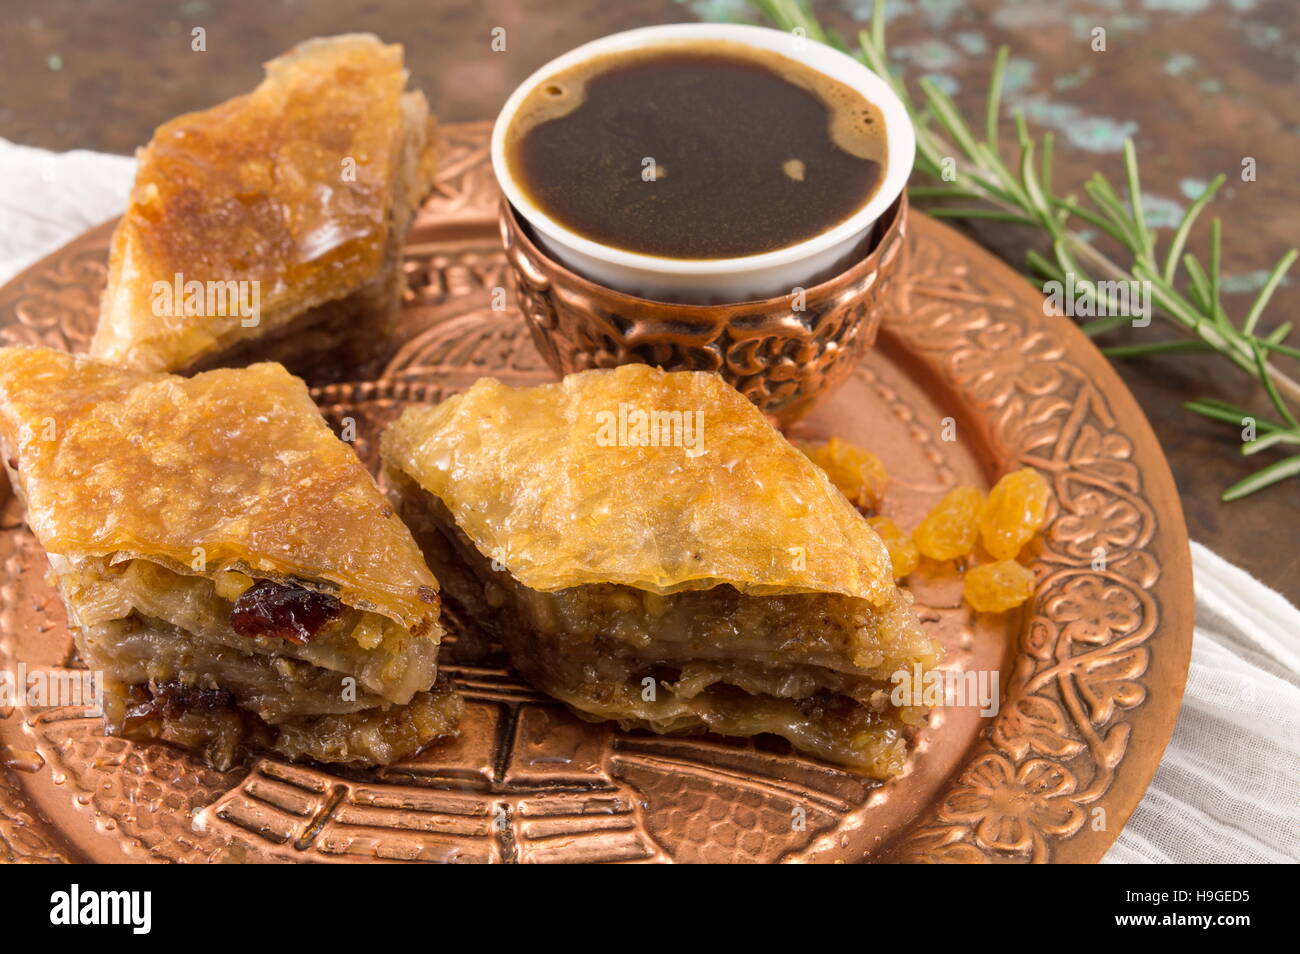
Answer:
[749,0,1300,500]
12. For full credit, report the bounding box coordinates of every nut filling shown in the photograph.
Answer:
[62,557,460,770]
[0,348,462,773]
[379,365,945,779]
[406,486,938,779]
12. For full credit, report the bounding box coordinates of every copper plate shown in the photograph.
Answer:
[0,121,1192,864]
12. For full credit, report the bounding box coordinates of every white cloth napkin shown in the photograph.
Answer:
[2,138,1297,864]
[1104,546,1300,863]
[0,140,135,283]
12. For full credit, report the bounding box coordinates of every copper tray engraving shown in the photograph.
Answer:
[0,121,1192,864]
[501,193,909,426]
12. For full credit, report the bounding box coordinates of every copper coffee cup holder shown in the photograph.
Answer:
[499,192,909,425]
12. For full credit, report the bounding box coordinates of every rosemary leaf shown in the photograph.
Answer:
[742,0,1300,499]
[1260,339,1300,362]
[1182,254,1213,315]
[1186,397,1284,428]
[1041,131,1055,198]
[1049,197,1129,245]
[923,207,1037,224]
[1242,249,1298,336]
[1082,177,1145,251]
[1101,340,1215,358]
[1080,315,1132,337]
[1222,455,1300,501]
[870,0,886,60]
[1242,431,1300,456]
[1184,399,1263,429]
[1209,218,1226,329]
[909,186,984,199]
[1026,248,1066,283]
[1123,140,1155,261]
[1163,174,1225,283]
[985,45,1008,153]
[1253,341,1300,429]
[918,78,983,160]
[1018,136,1058,238]
[1265,322,1294,346]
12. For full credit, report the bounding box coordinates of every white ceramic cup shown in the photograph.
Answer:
[491,22,915,304]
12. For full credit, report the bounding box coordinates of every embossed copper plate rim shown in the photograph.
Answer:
[0,121,1191,864]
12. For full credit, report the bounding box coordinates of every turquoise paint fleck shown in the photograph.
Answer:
[1135,192,1186,229]
[1179,178,1209,200]
[1163,52,1197,77]
[1070,13,1149,39]
[1065,117,1137,154]
[1221,271,1291,294]
[883,0,915,23]
[893,39,961,71]
[922,73,961,96]
[953,31,988,56]
[993,6,1064,30]
[1002,57,1036,94]
[677,0,755,23]
[841,0,914,24]
[1242,23,1282,50]
[1017,97,1137,154]
[1053,66,1094,92]
[1142,0,1211,12]
[918,0,963,29]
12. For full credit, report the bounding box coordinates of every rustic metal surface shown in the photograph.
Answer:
[502,194,907,425]
[0,121,1192,863]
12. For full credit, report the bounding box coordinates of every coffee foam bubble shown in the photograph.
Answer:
[505,39,887,164]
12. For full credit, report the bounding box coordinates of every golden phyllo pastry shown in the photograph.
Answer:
[90,33,437,381]
[0,346,459,769]
[382,364,942,778]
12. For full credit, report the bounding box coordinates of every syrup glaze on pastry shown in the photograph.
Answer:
[383,364,941,777]
[0,346,459,769]
[90,34,437,381]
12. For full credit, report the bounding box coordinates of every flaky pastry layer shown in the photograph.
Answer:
[90,33,437,374]
[0,347,441,634]
[382,364,898,603]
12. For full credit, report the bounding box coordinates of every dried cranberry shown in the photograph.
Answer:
[229,579,343,644]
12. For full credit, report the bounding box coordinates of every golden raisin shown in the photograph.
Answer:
[980,468,1050,560]
[912,486,985,561]
[868,516,920,579]
[963,560,1036,612]
[797,436,888,510]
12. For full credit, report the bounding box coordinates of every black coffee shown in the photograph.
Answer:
[505,40,887,260]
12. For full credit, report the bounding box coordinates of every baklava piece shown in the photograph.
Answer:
[382,364,942,778]
[90,34,438,382]
[0,347,460,769]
